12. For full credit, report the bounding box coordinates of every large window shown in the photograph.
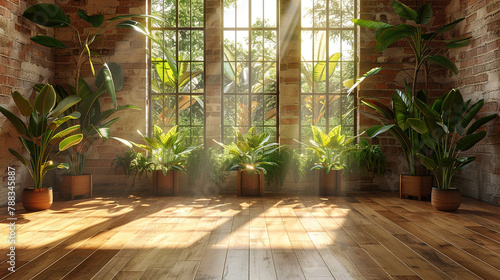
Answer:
[222,0,279,143]
[150,0,205,145]
[300,0,357,140]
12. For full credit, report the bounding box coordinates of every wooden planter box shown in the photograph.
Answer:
[400,175,432,200]
[237,169,264,196]
[319,169,342,196]
[60,174,93,200]
[153,170,178,196]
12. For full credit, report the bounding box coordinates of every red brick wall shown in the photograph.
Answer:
[0,0,55,201]
[444,0,500,205]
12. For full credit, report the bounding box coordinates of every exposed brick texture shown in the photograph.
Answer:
[0,0,55,203]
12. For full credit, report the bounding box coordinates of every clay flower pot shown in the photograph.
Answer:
[431,187,461,212]
[22,187,53,212]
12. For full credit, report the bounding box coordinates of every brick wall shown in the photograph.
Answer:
[444,0,500,205]
[0,0,55,202]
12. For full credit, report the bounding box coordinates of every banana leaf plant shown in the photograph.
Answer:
[214,127,280,175]
[407,89,496,189]
[353,0,471,175]
[133,126,199,175]
[298,125,356,174]
[0,84,83,189]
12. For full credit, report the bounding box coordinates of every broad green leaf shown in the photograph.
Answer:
[391,0,417,20]
[351,19,393,29]
[361,99,395,120]
[107,14,161,22]
[96,62,124,92]
[416,3,432,25]
[100,63,117,108]
[47,95,81,119]
[366,124,394,138]
[8,148,29,166]
[313,53,341,82]
[414,98,438,118]
[456,131,486,151]
[51,111,81,128]
[437,18,465,33]
[466,114,497,135]
[77,9,104,27]
[34,84,56,115]
[428,55,459,74]
[12,91,33,116]
[346,67,381,94]
[51,125,80,141]
[407,118,428,134]
[23,4,70,27]
[30,36,66,49]
[59,134,83,151]
[43,163,69,171]
[441,89,464,132]
[375,26,413,52]
[416,153,437,170]
[459,99,483,134]
[116,20,150,37]
[86,44,95,75]
[447,37,471,49]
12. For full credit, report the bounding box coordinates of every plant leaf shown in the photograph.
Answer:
[30,36,66,49]
[391,0,417,20]
[351,19,393,29]
[47,95,81,119]
[416,3,432,25]
[100,63,117,108]
[416,153,437,170]
[428,55,459,74]
[23,3,70,27]
[456,131,486,151]
[34,84,56,115]
[361,99,395,120]
[313,53,341,82]
[8,148,29,166]
[12,91,34,116]
[77,9,104,27]
[96,62,124,92]
[407,118,428,134]
[437,18,465,33]
[346,67,381,94]
[466,114,497,135]
[59,134,83,151]
[366,124,394,138]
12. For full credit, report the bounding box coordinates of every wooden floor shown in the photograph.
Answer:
[2,192,500,280]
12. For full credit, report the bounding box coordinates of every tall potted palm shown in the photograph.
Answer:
[0,84,83,211]
[214,127,280,196]
[408,89,496,211]
[353,0,471,199]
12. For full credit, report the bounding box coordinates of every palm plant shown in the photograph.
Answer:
[214,127,280,175]
[407,89,496,189]
[0,84,83,189]
[353,0,470,175]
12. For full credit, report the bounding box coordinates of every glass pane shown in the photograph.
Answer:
[236,31,249,61]
[192,0,204,27]
[263,62,276,93]
[252,0,263,27]
[223,95,236,125]
[313,95,326,126]
[179,0,190,27]
[329,62,342,94]
[179,95,191,125]
[237,62,249,93]
[153,61,176,93]
[191,62,204,93]
[301,31,313,61]
[342,62,354,93]
[329,0,342,28]
[301,0,313,28]
[314,0,326,28]
[314,30,327,61]
[223,126,236,144]
[179,62,191,92]
[191,127,204,145]
[329,30,341,58]
[224,0,236,28]
[223,62,236,93]
[301,95,313,125]
[151,61,164,94]
[328,95,341,127]
[237,0,249,28]
[151,30,164,59]
[251,30,263,61]
[192,30,204,61]
[192,95,205,125]
[152,95,177,127]
[151,0,165,28]
[224,31,236,61]
[236,95,249,126]
[265,127,277,142]
[178,30,191,61]
[342,30,355,61]
[342,0,355,27]
[251,62,263,93]
[251,95,264,125]
[264,95,277,125]
[342,94,355,127]
[301,62,312,93]
[264,0,277,27]
[264,31,277,61]
[301,126,313,142]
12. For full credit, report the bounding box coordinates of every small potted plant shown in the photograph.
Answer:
[112,149,154,190]
[0,84,83,211]
[214,127,279,196]
[344,139,387,189]
[300,125,355,196]
[408,89,496,211]
[134,125,198,196]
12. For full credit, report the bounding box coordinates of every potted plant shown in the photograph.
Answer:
[134,126,198,196]
[300,125,355,196]
[112,148,154,190]
[0,84,83,211]
[353,0,471,199]
[407,89,496,211]
[22,4,151,199]
[214,127,280,196]
[344,139,387,190]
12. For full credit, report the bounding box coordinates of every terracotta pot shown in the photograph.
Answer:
[237,169,264,196]
[319,169,342,196]
[153,170,178,196]
[22,188,53,212]
[60,174,92,200]
[431,187,461,212]
[400,175,433,200]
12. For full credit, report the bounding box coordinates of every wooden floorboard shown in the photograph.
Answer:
[2,192,500,279]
